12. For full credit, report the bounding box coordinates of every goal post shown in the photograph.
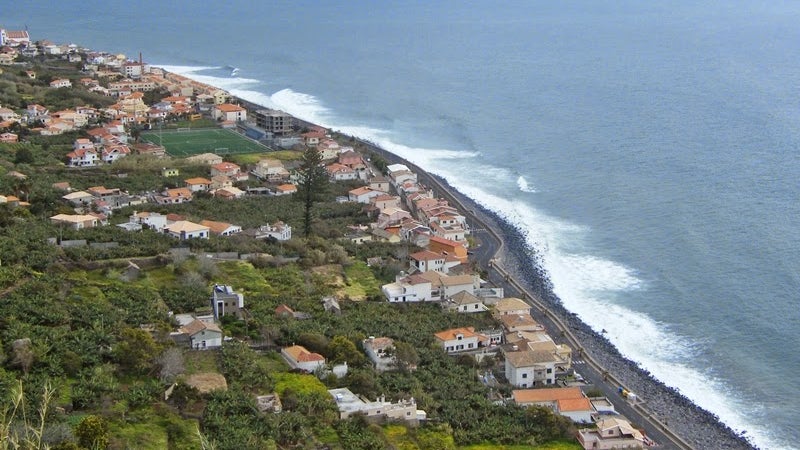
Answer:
[214,147,229,155]
[177,127,191,132]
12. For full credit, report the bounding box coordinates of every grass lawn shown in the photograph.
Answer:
[340,261,382,300]
[228,149,302,166]
[140,128,267,157]
[184,350,220,375]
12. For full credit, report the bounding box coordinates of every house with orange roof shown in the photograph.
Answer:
[178,319,223,350]
[302,130,325,146]
[348,186,383,203]
[434,326,488,354]
[101,145,130,163]
[200,220,242,236]
[212,103,246,122]
[274,184,297,196]
[163,220,210,240]
[184,177,212,192]
[210,161,243,178]
[66,147,99,167]
[326,163,357,181]
[156,187,193,204]
[281,345,326,372]
[512,387,594,423]
[427,236,468,263]
[0,132,17,143]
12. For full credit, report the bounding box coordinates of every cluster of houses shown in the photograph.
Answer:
[49,178,290,242]
[426,300,648,449]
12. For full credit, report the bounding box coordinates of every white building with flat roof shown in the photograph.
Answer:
[328,388,424,424]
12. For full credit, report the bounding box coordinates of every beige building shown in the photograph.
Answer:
[577,417,645,449]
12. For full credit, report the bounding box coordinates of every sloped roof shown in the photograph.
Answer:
[180,319,222,336]
[283,345,324,362]
[505,350,560,367]
[434,326,479,341]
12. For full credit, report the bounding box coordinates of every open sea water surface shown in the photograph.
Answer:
[6,1,800,448]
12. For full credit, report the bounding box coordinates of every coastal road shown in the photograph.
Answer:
[351,138,693,449]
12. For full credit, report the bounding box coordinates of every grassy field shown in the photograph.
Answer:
[140,128,268,157]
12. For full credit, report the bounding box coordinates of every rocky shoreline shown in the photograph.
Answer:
[429,174,757,450]
[264,111,757,449]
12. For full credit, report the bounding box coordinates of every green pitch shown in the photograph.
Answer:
[140,128,267,157]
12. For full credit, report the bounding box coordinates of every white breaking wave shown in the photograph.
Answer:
[161,64,779,450]
[517,175,537,193]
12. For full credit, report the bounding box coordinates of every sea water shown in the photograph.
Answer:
[7,1,800,448]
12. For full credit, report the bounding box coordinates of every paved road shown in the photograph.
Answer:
[359,140,692,449]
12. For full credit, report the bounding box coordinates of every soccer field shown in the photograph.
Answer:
[140,128,267,157]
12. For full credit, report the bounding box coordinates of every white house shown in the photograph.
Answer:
[433,327,487,354]
[179,319,223,350]
[211,284,244,320]
[577,417,645,450]
[326,163,358,181]
[418,271,478,301]
[184,177,212,192]
[348,186,384,204]
[66,148,99,167]
[513,387,595,424]
[329,388,423,423]
[212,103,247,122]
[363,337,399,373]
[504,349,560,388]
[164,220,210,240]
[49,78,72,89]
[386,163,418,188]
[382,273,433,303]
[281,345,326,372]
[200,220,242,236]
[129,211,168,231]
[444,291,488,313]
[253,221,292,241]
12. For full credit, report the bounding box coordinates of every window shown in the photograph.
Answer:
[522,373,528,379]
[546,368,552,373]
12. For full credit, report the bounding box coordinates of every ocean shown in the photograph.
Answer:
[6,1,800,448]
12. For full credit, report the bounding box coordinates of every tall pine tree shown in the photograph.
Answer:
[296,146,329,237]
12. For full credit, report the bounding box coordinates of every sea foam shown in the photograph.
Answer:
[517,175,537,193]
[163,64,782,450]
